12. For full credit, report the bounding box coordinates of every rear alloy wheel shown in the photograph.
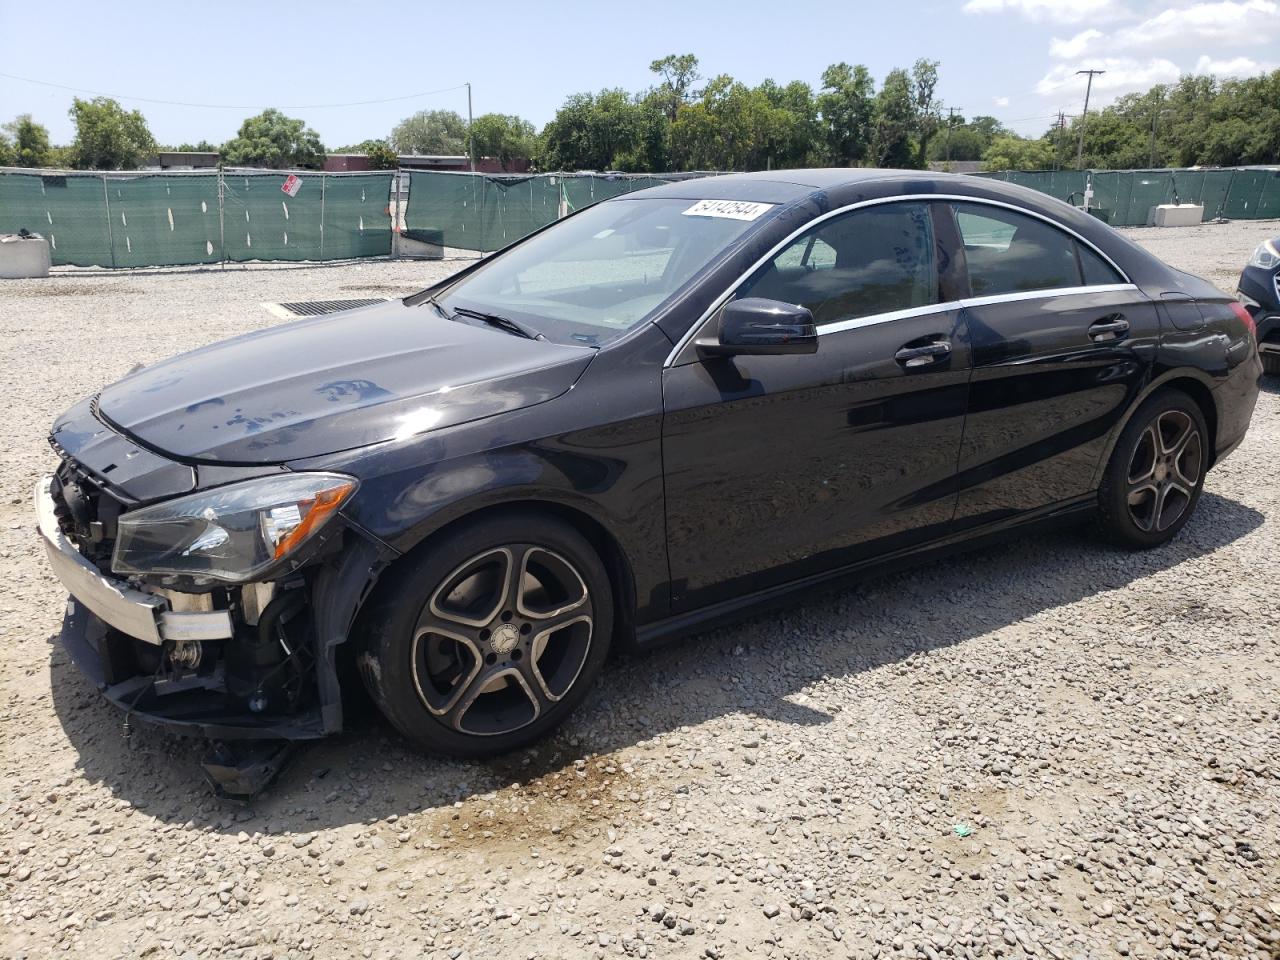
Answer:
[359,513,612,757]
[1099,389,1208,548]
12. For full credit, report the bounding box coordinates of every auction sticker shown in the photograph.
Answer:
[682,199,773,221]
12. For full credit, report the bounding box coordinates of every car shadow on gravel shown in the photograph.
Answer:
[48,490,1263,833]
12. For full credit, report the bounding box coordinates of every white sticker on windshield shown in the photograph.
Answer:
[682,199,774,221]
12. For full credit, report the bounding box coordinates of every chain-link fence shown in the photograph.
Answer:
[400,171,699,253]
[977,166,1280,226]
[0,168,395,267]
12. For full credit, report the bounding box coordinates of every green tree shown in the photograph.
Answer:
[176,139,217,152]
[221,109,324,169]
[337,138,398,169]
[649,53,701,122]
[4,115,52,167]
[68,97,157,169]
[982,134,1054,171]
[540,89,657,171]
[869,69,916,167]
[911,59,941,167]
[927,114,1010,163]
[469,114,537,170]
[0,131,12,167]
[390,109,468,155]
[817,63,874,166]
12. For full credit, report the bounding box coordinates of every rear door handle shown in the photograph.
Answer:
[1089,315,1129,341]
[895,340,951,367]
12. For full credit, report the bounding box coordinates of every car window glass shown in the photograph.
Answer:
[1078,242,1125,285]
[953,202,1082,295]
[736,202,937,326]
[442,198,765,346]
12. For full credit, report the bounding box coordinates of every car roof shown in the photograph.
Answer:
[628,168,958,204]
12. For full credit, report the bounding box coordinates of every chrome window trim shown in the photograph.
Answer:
[662,193,1133,367]
[960,282,1137,310]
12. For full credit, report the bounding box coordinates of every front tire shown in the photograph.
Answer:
[1098,389,1208,549]
[358,512,613,758]
[1262,351,1280,377]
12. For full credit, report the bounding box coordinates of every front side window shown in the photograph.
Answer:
[952,202,1122,295]
[439,198,771,346]
[735,202,938,326]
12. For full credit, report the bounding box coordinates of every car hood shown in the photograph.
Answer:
[95,299,595,464]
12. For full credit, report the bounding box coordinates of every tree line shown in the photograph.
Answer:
[1,57,1276,173]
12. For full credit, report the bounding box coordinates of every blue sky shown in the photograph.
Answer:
[1,0,1276,149]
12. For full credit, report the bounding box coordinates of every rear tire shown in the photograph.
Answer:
[357,511,613,758]
[1098,389,1208,549]
[1262,351,1280,377]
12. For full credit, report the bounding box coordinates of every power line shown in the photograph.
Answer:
[0,71,470,110]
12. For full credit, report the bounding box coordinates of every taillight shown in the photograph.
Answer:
[1230,300,1257,339]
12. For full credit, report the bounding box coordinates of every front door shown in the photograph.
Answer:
[662,200,972,613]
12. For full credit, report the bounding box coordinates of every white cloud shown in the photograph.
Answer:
[1193,53,1278,75]
[1046,1,1279,59]
[962,0,1120,23]
[1036,57,1182,98]
[1115,0,1278,50]
[1049,28,1105,58]
[993,95,1011,106]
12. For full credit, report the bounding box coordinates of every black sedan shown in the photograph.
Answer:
[38,170,1261,764]
[1237,234,1280,375]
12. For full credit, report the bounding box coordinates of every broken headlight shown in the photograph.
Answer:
[112,473,357,583]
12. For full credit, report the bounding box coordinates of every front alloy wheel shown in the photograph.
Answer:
[359,512,612,757]
[413,545,594,736]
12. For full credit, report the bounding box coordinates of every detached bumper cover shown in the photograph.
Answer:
[35,476,233,644]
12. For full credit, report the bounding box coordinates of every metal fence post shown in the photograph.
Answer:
[319,173,327,260]
[217,169,226,269]
[100,173,117,269]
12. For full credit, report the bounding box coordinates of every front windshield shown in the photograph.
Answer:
[435,197,773,346]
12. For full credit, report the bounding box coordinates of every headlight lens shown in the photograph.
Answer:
[112,472,357,582]
[1248,240,1280,270]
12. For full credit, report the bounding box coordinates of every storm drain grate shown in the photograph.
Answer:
[268,298,389,318]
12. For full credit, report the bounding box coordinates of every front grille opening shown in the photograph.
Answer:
[270,298,389,318]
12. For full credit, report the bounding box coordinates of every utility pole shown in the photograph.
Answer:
[945,106,963,166]
[466,82,475,173]
[1148,91,1164,167]
[1053,111,1066,171]
[1075,69,1104,169]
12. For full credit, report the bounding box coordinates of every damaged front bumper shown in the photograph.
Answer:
[36,475,390,741]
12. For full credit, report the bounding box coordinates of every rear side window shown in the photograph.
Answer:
[736,202,937,325]
[1078,243,1125,285]
[952,202,1119,295]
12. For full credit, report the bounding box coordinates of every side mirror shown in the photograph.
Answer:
[695,298,819,358]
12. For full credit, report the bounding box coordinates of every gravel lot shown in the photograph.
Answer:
[2,221,1278,960]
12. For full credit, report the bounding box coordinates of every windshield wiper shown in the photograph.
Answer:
[451,306,545,341]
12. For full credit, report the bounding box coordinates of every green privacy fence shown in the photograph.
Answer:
[977,166,1280,226]
[0,169,394,267]
[402,172,688,253]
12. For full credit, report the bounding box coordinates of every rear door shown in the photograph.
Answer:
[946,200,1159,527]
[661,201,972,612]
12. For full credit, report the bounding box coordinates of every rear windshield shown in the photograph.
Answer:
[435,198,773,346]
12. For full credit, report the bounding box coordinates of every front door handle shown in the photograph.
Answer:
[895,340,951,367]
[1089,315,1129,341]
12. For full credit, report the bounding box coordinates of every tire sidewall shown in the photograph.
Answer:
[1100,389,1209,549]
[360,512,613,757]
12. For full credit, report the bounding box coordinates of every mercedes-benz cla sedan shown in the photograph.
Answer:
[38,170,1261,763]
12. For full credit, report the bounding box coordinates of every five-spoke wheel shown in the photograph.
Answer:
[1100,389,1208,548]
[358,512,612,757]
[413,545,594,736]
